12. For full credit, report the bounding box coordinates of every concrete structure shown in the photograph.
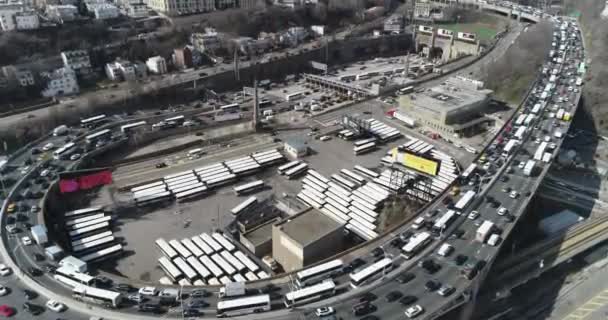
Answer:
[89,3,120,19]
[284,138,308,158]
[124,2,148,17]
[59,255,87,272]
[146,56,167,74]
[61,50,92,76]
[190,31,221,53]
[272,209,344,272]
[0,2,23,31]
[384,13,404,34]
[145,0,214,14]
[415,25,481,62]
[105,59,147,81]
[215,0,235,9]
[45,245,64,261]
[398,76,492,137]
[14,10,39,30]
[40,67,79,97]
[46,5,78,22]
[239,219,275,258]
[173,46,193,69]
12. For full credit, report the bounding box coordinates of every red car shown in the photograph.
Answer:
[0,305,15,317]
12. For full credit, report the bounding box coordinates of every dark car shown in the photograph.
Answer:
[24,289,38,300]
[190,289,211,298]
[155,162,167,169]
[28,267,43,277]
[385,290,403,302]
[183,308,203,317]
[390,238,404,248]
[425,280,441,292]
[361,316,379,320]
[400,230,413,242]
[33,253,45,262]
[399,295,418,306]
[95,276,113,288]
[23,302,43,315]
[43,264,56,273]
[419,259,441,274]
[359,292,377,303]
[138,303,162,313]
[187,299,209,309]
[396,272,415,284]
[115,283,134,292]
[352,303,376,316]
[370,247,384,258]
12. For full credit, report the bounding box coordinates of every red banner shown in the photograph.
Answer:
[59,170,113,193]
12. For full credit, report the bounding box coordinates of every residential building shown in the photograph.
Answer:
[284,138,308,158]
[61,50,92,76]
[124,2,148,17]
[41,67,79,97]
[173,46,193,69]
[145,0,214,14]
[14,10,39,29]
[272,209,344,272]
[146,56,167,74]
[105,59,147,81]
[0,2,23,31]
[46,5,78,21]
[88,3,120,19]
[215,0,235,9]
[2,65,35,86]
[190,31,221,53]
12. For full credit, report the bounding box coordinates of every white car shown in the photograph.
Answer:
[0,285,7,296]
[498,207,508,216]
[42,142,55,151]
[518,162,525,169]
[40,169,50,177]
[509,191,519,199]
[30,205,39,213]
[319,135,331,141]
[70,153,81,161]
[0,264,12,276]
[138,287,158,296]
[468,211,480,220]
[315,307,335,317]
[46,300,66,312]
[20,166,30,174]
[22,236,32,246]
[405,304,424,318]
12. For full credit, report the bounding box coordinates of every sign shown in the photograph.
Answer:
[457,32,476,42]
[310,61,328,72]
[418,25,433,34]
[437,28,454,38]
[392,150,439,176]
[59,168,113,193]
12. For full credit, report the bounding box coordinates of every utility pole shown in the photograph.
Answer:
[253,77,260,132]
[234,47,240,81]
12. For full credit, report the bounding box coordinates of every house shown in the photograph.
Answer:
[146,56,167,74]
[105,59,147,81]
[190,31,221,53]
[46,5,78,22]
[15,11,39,30]
[41,67,79,97]
[61,50,92,76]
[0,2,23,31]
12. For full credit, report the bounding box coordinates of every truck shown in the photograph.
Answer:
[53,125,69,136]
[262,255,278,271]
[30,225,48,245]
[475,220,494,243]
[523,160,536,176]
[219,282,245,298]
[263,109,274,116]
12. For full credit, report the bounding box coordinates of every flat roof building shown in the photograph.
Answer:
[398,76,493,137]
[272,209,344,272]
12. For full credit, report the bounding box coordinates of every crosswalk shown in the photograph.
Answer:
[563,288,608,320]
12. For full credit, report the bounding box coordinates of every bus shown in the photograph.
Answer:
[308,169,330,184]
[181,238,204,258]
[201,233,223,252]
[178,279,192,286]
[258,99,272,108]
[165,115,185,124]
[432,210,457,233]
[68,222,110,239]
[187,148,205,159]
[454,190,476,211]
[64,206,104,219]
[231,197,258,216]
[220,103,240,113]
[205,173,237,188]
[134,191,172,207]
[244,272,259,281]
[187,256,211,280]
[398,86,414,95]
[208,278,221,285]
[401,232,432,259]
[298,192,324,209]
[233,180,264,196]
[354,142,377,155]
[155,238,179,260]
[71,231,112,248]
[200,255,224,278]
[284,280,336,308]
[502,139,518,157]
[340,131,355,140]
[130,181,166,194]
[120,121,147,134]
[278,160,301,175]
[340,169,366,185]
[55,266,95,286]
[460,163,477,182]
[54,274,80,288]
[158,256,183,282]
[296,259,343,287]
[331,174,358,190]
[175,186,208,202]
[169,239,193,259]
[85,129,111,144]
[349,257,392,288]
[191,235,214,256]
[79,244,123,263]
[211,254,237,276]
[66,213,106,228]
[285,91,306,102]
[220,251,246,273]
[68,216,111,231]
[72,236,115,253]
[213,233,236,252]
[285,163,309,179]
[354,138,377,147]
[164,170,195,181]
[234,251,260,273]
[73,285,123,308]
[233,273,247,283]
[174,257,198,282]
[80,114,106,127]
[217,294,271,317]
[53,142,75,160]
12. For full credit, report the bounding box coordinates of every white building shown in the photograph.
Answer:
[124,2,148,17]
[14,11,39,30]
[89,3,120,19]
[61,50,92,75]
[239,0,263,9]
[0,3,24,31]
[145,0,214,14]
[311,25,324,36]
[2,66,35,87]
[146,56,167,74]
[105,59,147,81]
[41,67,79,97]
[46,5,78,22]
[190,31,221,53]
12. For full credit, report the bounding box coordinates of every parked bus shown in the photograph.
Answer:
[234,251,259,273]
[55,266,95,286]
[130,182,166,194]
[68,222,110,239]
[175,186,208,202]
[158,256,183,282]
[220,103,240,113]
[211,254,237,276]
[135,191,172,207]
[72,236,114,253]
[401,232,432,259]
[169,239,193,259]
[349,257,392,288]
[285,91,306,101]
[398,86,414,95]
[340,169,366,185]
[200,233,223,252]
[65,206,104,219]
[217,294,271,317]
[79,244,123,263]
[191,236,214,256]
[80,114,106,127]
[353,165,379,179]
[200,255,223,279]
[66,213,106,228]
[73,285,123,308]
[278,160,301,175]
[244,272,259,281]
[53,142,75,160]
[231,197,258,216]
[181,238,204,258]
[233,180,264,196]
[354,138,377,147]
[285,163,309,179]
[213,233,236,252]
[85,129,111,144]
[173,257,198,282]
[155,238,179,260]
[284,280,336,308]
[188,256,212,280]
[71,231,112,248]
[331,174,358,190]
[220,251,246,273]
[354,142,377,155]
[295,259,343,287]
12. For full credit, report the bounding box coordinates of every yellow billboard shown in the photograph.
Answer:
[392,149,439,176]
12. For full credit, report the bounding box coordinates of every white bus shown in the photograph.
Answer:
[217,294,271,317]
[68,222,110,239]
[164,170,195,181]
[201,233,223,252]
[159,277,174,285]
[85,129,111,144]
[187,256,211,280]
[120,121,147,134]
[278,160,301,175]
[165,115,185,124]
[200,255,224,278]
[233,274,247,283]
[55,266,95,286]
[331,174,358,190]
[130,182,165,194]
[72,236,114,253]
[68,216,112,230]
[432,210,457,233]
[354,142,377,155]
[460,163,477,181]
[213,233,236,252]
[502,139,518,156]
[175,186,208,202]
[234,180,264,196]
[244,272,259,281]
[66,213,106,228]
[174,257,198,282]
[401,232,432,259]
[349,257,392,288]
[231,197,258,216]
[285,163,309,179]
[296,259,343,287]
[285,91,306,101]
[64,206,104,219]
[354,138,377,147]
[220,103,240,113]
[53,142,75,160]
[187,148,205,159]
[205,173,237,188]
[71,231,113,248]
[454,190,476,211]
[158,256,183,282]
[234,251,260,273]
[169,239,193,259]
[73,285,123,308]
[191,235,214,256]
[308,170,330,184]
[80,114,106,127]
[79,244,123,263]
[155,238,179,260]
[257,271,270,279]
[211,254,237,276]
[181,238,204,258]
[135,191,172,207]
[340,169,366,185]
[284,280,336,308]
[220,251,246,273]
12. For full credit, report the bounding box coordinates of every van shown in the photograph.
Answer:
[412,217,425,230]
[487,234,501,246]
[437,243,453,257]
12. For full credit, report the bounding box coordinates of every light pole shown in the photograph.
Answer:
[180,284,185,320]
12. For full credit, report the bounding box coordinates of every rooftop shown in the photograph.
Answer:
[409,77,492,112]
[242,218,277,246]
[276,209,342,247]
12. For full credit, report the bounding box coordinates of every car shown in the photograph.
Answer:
[23,302,43,315]
[0,305,14,317]
[28,267,43,277]
[390,238,404,248]
[138,303,161,313]
[502,186,512,193]
[359,292,377,303]
[0,285,8,296]
[370,247,384,258]
[419,259,441,274]
[23,289,37,300]
[315,307,335,317]
[42,265,55,273]
[128,294,146,303]
[30,205,39,213]
[454,254,468,266]
[0,264,11,276]
[187,299,209,309]
[498,207,508,216]
[499,175,509,182]
[352,303,376,316]
[189,289,210,298]
[155,162,168,169]
[438,285,455,297]
[94,276,113,288]
[405,304,424,318]
[509,191,519,199]
[319,135,331,141]
[385,291,403,302]
[518,162,525,169]
[22,236,32,246]
[360,316,379,320]
[396,272,415,284]
[399,295,418,306]
[400,230,413,242]
[42,143,54,151]
[138,287,158,296]
[6,203,16,213]
[183,308,202,317]
[437,243,453,257]
[20,166,31,174]
[46,300,66,312]
[115,283,134,292]
[468,211,480,220]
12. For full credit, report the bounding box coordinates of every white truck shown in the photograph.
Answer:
[523,160,536,176]
[219,282,245,298]
[53,125,69,136]
[476,221,494,243]
[215,113,242,122]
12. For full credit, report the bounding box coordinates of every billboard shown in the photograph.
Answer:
[59,168,113,193]
[392,150,440,176]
